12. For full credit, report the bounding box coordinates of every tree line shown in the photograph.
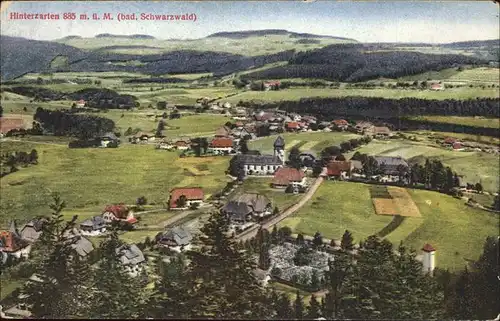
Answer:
[34,107,116,139]
[243,44,486,82]
[0,149,38,177]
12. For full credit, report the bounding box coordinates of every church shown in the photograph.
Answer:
[229,136,286,176]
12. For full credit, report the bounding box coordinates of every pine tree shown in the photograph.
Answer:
[312,231,323,248]
[341,229,354,251]
[258,241,271,270]
[182,211,271,319]
[276,293,293,319]
[90,230,146,318]
[271,225,278,245]
[307,294,322,319]
[294,290,304,319]
[310,269,320,291]
[20,194,87,318]
[296,233,305,245]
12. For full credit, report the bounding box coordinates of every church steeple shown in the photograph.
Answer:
[273,136,285,164]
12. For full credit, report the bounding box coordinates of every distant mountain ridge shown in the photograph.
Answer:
[95,33,156,39]
[206,29,357,41]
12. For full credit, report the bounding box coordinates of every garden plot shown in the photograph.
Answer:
[371,185,422,217]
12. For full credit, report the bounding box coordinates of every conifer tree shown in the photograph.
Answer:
[182,211,271,319]
[294,290,304,319]
[276,293,293,319]
[341,230,354,251]
[307,294,322,319]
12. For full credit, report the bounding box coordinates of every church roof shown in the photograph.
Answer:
[274,136,285,148]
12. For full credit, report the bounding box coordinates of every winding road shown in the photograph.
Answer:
[237,168,327,241]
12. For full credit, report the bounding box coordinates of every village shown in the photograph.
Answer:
[3,98,497,318]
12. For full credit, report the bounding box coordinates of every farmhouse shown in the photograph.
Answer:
[452,142,465,151]
[354,121,374,134]
[99,132,119,148]
[430,83,444,91]
[208,137,235,154]
[254,111,274,122]
[102,204,137,224]
[370,126,393,138]
[326,161,353,180]
[68,236,94,258]
[232,154,284,176]
[222,193,272,223]
[156,226,193,252]
[263,81,281,91]
[174,138,191,150]
[0,117,25,136]
[17,218,46,243]
[75,99,86,108]
[443,137,458,146]
[373,156,409,176]
[286,121,300,132]
[215,125,232,138]
[156,139,175,150]
[332,119,349,130]
[0,223,30,259]
[169,187,204,210]
[130,132,155,144]
[116,244,146,276]
[80,216,107,236]
[272,167,306,189]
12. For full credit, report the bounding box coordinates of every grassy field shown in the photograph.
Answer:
[408,115,499,129]
[248,132,361,155]
[217,87,499,104]
[448,67,500,84]
[0,142,230,228]
[280,181,498,271]
[409,130,499,146]
[231,178,301,211]
[101,111,229,137]
[350,139,499,193]
[270,281,313,304]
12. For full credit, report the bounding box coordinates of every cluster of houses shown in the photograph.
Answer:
[441,136,499,154]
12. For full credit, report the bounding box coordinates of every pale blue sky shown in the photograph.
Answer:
[1,1,499,43]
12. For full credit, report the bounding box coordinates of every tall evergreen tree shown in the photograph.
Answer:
[276,293,293,320]
[182,211,271,319]
[294,290,304,319]
[341,230,354,251]
[307,294,322,319]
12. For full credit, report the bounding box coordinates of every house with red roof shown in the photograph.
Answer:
[286,121,300,132]
[430,83,444,91]
[0,222,32,260]
[75,99,86,108]
[263,81,281,91]
[452,142,464,151]
[208,137,235,154]
[443,137,458,146]
[332,119,349,130]
[0,117,26,136]
[326,161,354,180]
[271,167,306,189]
[169,187,204,210]
[102,204,137,224]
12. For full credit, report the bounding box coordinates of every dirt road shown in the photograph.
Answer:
[237,169,326,241]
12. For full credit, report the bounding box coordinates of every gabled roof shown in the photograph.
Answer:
[101,132,118,140]
[103,204,129,219]
[223,201,253,220]
[133,131,154,138]
[80,216,106,229]
[422,243,436,252]
[373,126,391,134]
[116,244,145,265]
[272,167,305,186]
[69,236,94,257]
[158,226,193,246]
[373,156,408,167]
[170,187,204,208]
[20,218,47,243]
[332,119,349,126]
[227,193,271,213]
[326,161,352,176]
[233,154,282,166]
[444,137,458,144]
[210,137,234,148]
[286,122,300,129]
[215,126,232,137]
[274,136,285,148]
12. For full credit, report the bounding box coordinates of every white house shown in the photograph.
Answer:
[208,137,235,155]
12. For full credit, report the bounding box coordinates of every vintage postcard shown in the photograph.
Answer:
[0,1,499,319]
